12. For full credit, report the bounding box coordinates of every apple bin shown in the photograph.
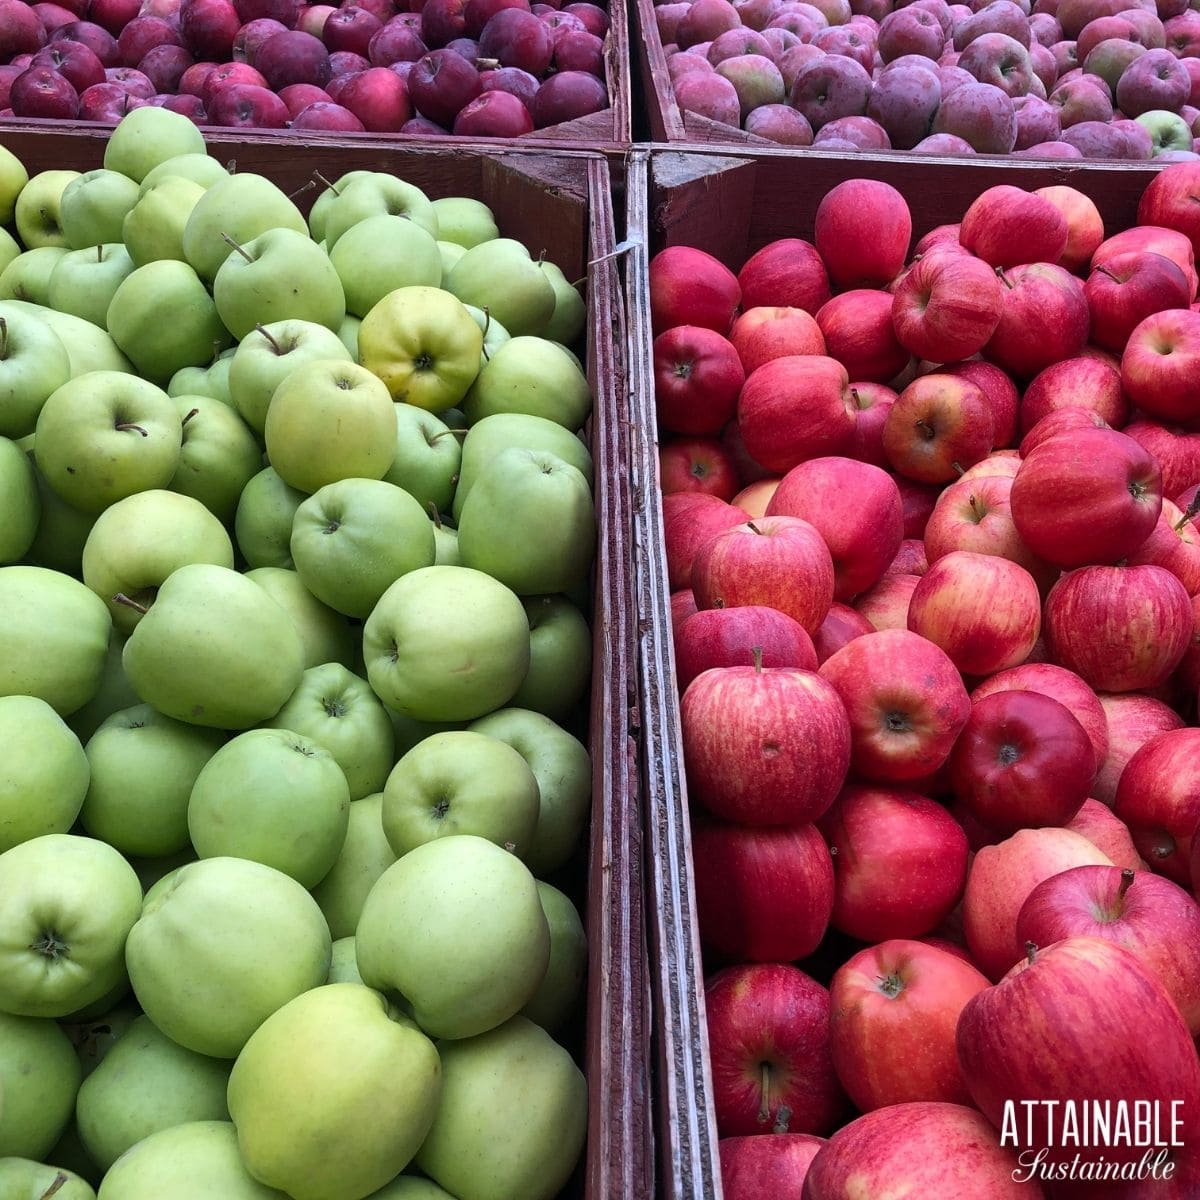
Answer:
[624,145,1200,1200]
[0,125,652,1200]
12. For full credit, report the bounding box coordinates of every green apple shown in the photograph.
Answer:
[306,170,374,243]
[34,371,182,513]
[228,319,351,435]
[66,632,137,745]
[107,260,231,384]
[14,170,81,249]
[381,731,540,860]
[0,247,67,305]
[355,834,549,1039]
[235,467,307,569]
[337,313,360,359]
[76,1015,231,1173]
[214,228,346,340]
[0,1012,81,1159]
[453,412,592,522]
[168,365,218,399]
[0,306,72,438]
[382,404,461,516]
[512,595,591,718]
[0,299,132,376]
[0,142,30,225]
[320,174,438,250]
[264,359,397,494]
[60,171,141,250]
[457,448,595,595]
[521,882,586,1033]
[0,226,20,276]
[122,176,206,267]
[290,478,434,618]
[138,153,228,196]
[103,107,207,183]
[0,1158,96,1199]
[364,1179,457,1200]
[328,213,442,318]
[227,983,441,1200]
[464,304,511,366]
[0,566,112,715]
[432,519,459,566]
[310,792,395,939]
[188,728,351,888]
[438,240,465,275]
[95,1120,290,1199]
[386,709,465,757]
[363,565,529,722]
[462,336,592,430]
[0,434,38,561]
[244,567,356,670]
[127,847,196,897]
[326,936,364,985]
[415,1016,587,1200]
[203,350,235,405]
[357,286,482,412]
[46,1122,102,1189]
[47,244,136,330]
[80,704,225,858]
[82,489,234,633]
[125,857,331,1058]
[0,834,142,1018]
[122,563,305,730]
[430,197,498,249]
[445,240,555,338]
[182,174,307,283]
[23,441,100,576]
[171,395,263,525]
[469,708,591,876]
[266,662,394,801]
[537,260,586,346]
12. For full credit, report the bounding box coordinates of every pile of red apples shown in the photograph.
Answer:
[656,0,1200,157]
[654,166,1200,1197]
[0,0,610,136]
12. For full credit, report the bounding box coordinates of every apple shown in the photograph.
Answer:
[883,373,994,485]
[0,1010,81,1161]
[854,571,920,631]
[730,306,825,375]
[1018,353,1128,433]
[720,1134,825,1199]
[1121,308,1200,425]
[675,605,817,689]
[815,178,912,289]
[0,1160,93,1199]
[660,436,740,501]
[891,251,1004,363]
[653,325,745,435]
[816,289,910,384]
[1035,183,1106,270]
[986,261,1090,379]
[1095,224,1198,299]
[0,303,72,439]
[663,494,750,591]
[737,237,830,314]
[960,184,1069,268]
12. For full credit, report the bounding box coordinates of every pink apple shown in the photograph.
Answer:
[812,601,874,664]
[675,604,817,690]
[883,373,994,484]
[1018,406,1110,459]
[1086,250,1193,354]
[653,325,744,436]
[846,381,896,468]
[1126,496,1200,595]
[1137,158,1200,260]
[1094,223,1198,299]
[959,183,1070,268]
[649,245,740,335]
[671,588,699,634]
[941,360,1020,448]
[814,178,913,290]
[279,80,331,113]
[1034,183,1105,271]
[1123,421,1200,501]
[956,449,1023,481]
[737,237,831,314]
[663,493,750,592]
[1018,354,1128,435]
[728,306,825,376]
[1094,692,1187,806]
[853,571,920,631]
[1066,799,1147,872]
[886,538,929,576]
[730,478,779,517]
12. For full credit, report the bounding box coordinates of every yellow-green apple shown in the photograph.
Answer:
[1010,429,1162,568]
[0,565,112,717]
[829,939,990,1111]
[46,244,137,336]
[235,468,306,570]
[882,373,994,484]
[950,690,1094,833]
[705,963,846,1137]
[121,175,206,268]
[80,703,223,859]
[124,856,331,1058]
[443,238,554,338]
[0,142,30,227]
[310,793,394,940]
[986,262,1090,379]
[1043,563,1192,691]
[59,169,139,250]
[847,380,897,467]
[766,456,903,600]
[13,170,80,251]
[649,244,740,335]
[819,784,970,940]
[720,1133,824,1200]
[382,403,461,516]
[801,1102,1038,1198]
[814,178,912,290]
[227,983,440,1200]
[962,827,1114,980]
[890,252,1005,363]
[0,306,72,441]
[854,571,920,632]
[462,335,592,430]
[1115,728,1200,885]
[102,105,206,182]
[75,1013,231,1173]
[170,394,261,525]
[137,152,228,195]
[1122,308,1200,426]
[0,833,141,1018]
[691,515,836,634]
[663,493,751,590]
[245,567,355,673]
[956,938,1200,1166]
[660,435,740,501]
[510,594,591,719]
[816,289,910,384]
[0,1011,81,1160]
[1086,251,1192,353]
[737,237,830,315]
[380,730,540,860]
[675,605,817,690]
[652,325,744,435]
[729,306,825,376]
[429,196,497,248]
[681,662,850,825]
[959,184,1069,268]
[1094,696,1185,808]
[691,815,834,962]
[907,550,1041,676]
[328,213,441,319]
[0,1159,94,1199]
[819,628,971,781]
[1034,183,1105,270]
[1017,865,1200,1033]
[520,882,585,1033]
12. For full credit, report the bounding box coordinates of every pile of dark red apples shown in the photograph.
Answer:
[0,0,610,136]
[653,165,1200,1196]
[656,0,1200,157]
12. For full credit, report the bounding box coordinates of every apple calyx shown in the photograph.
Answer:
[38,1171,69,1199]
[877,971,905,999]
[220,232,255,264]
[112,592,150,616]
[883,710,911,733]
[1025,940,1038,965]
[29,927,69,961]
[915,417,937,442]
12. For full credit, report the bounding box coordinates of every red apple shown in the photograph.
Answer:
[675,604,817,690]
[1094,692,1187,807]
[179,0,240,59]
[9,65,80,117]
[1034,183,1105,271]
[812,601,874,664]
[1138,159,1200,260]
[959,184,1070,269]
[692,815,834,962]
[730,478,779,517]
[815,178,913,290]
[335,62,411,128]
[829,939,989,1111]
[729,306,825,375]
[985,262,1090,379]
[887,537,928,577]
[819,628,971,782]
[1018,406,1110,460]
[1126,496,1200,596]
[671,588,699,634]
[407,46,480,124]
[1019,353,1128,436]
[87,0,141,35]
[255,28,332,86]
[847,380,897,468]
[1123,421,1200,501]
[279,80,331,114]
[1066,799,1146,873]
[957,449,1023,481]
[323,4,384,54]
[1086,251,1193,355]
[660,436,739,501]
[202,59,268,102]
[883,373,994,484]
[649,245,740,336]
[653,325,744,436]
[1121,308,1200,427]
[0,0,49,58]
[1094,223,1198,300]
[891,252,1005,364]
[31,39,105,90]
[941,360,1020,448]
[816,289,910,384]
[663,493,750,592]
[853,572,920,632]
[737,237,831,315]
[895,475,941,538]
[720,1134,825,1199]
[706,963,846,1138]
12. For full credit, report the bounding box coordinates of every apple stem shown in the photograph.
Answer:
[0,316,7,359]
[746,521,763,535]
[181,407,200,429]
[220,232,254,263]
[1119,868,1136,899]
[951,460,964,475]
[115,422,149,437]
[288,179,316,202]
[1025,941,1038,965]
[112,592,149,615]
[427,501,442,529]
[995,267,1014,290]
[430,428,468,441]
[752,645,763,673]
[850,386,861,409]
[1175,492,1200,531]
[226,159,238,174]
[772,1105,792,1135]
[968,493,983,520]
[255,323,282,355]
[96,243,103,263]
[313,170,340,194]
[757,1061,772,1125]
[39,1173,69,1199]
[1095,265,1119,283]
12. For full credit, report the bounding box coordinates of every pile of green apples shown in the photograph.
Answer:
[0,106,598,1200]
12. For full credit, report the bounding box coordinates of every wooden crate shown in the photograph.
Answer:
[621,144,1171,1200]
[0,127,651,1200]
